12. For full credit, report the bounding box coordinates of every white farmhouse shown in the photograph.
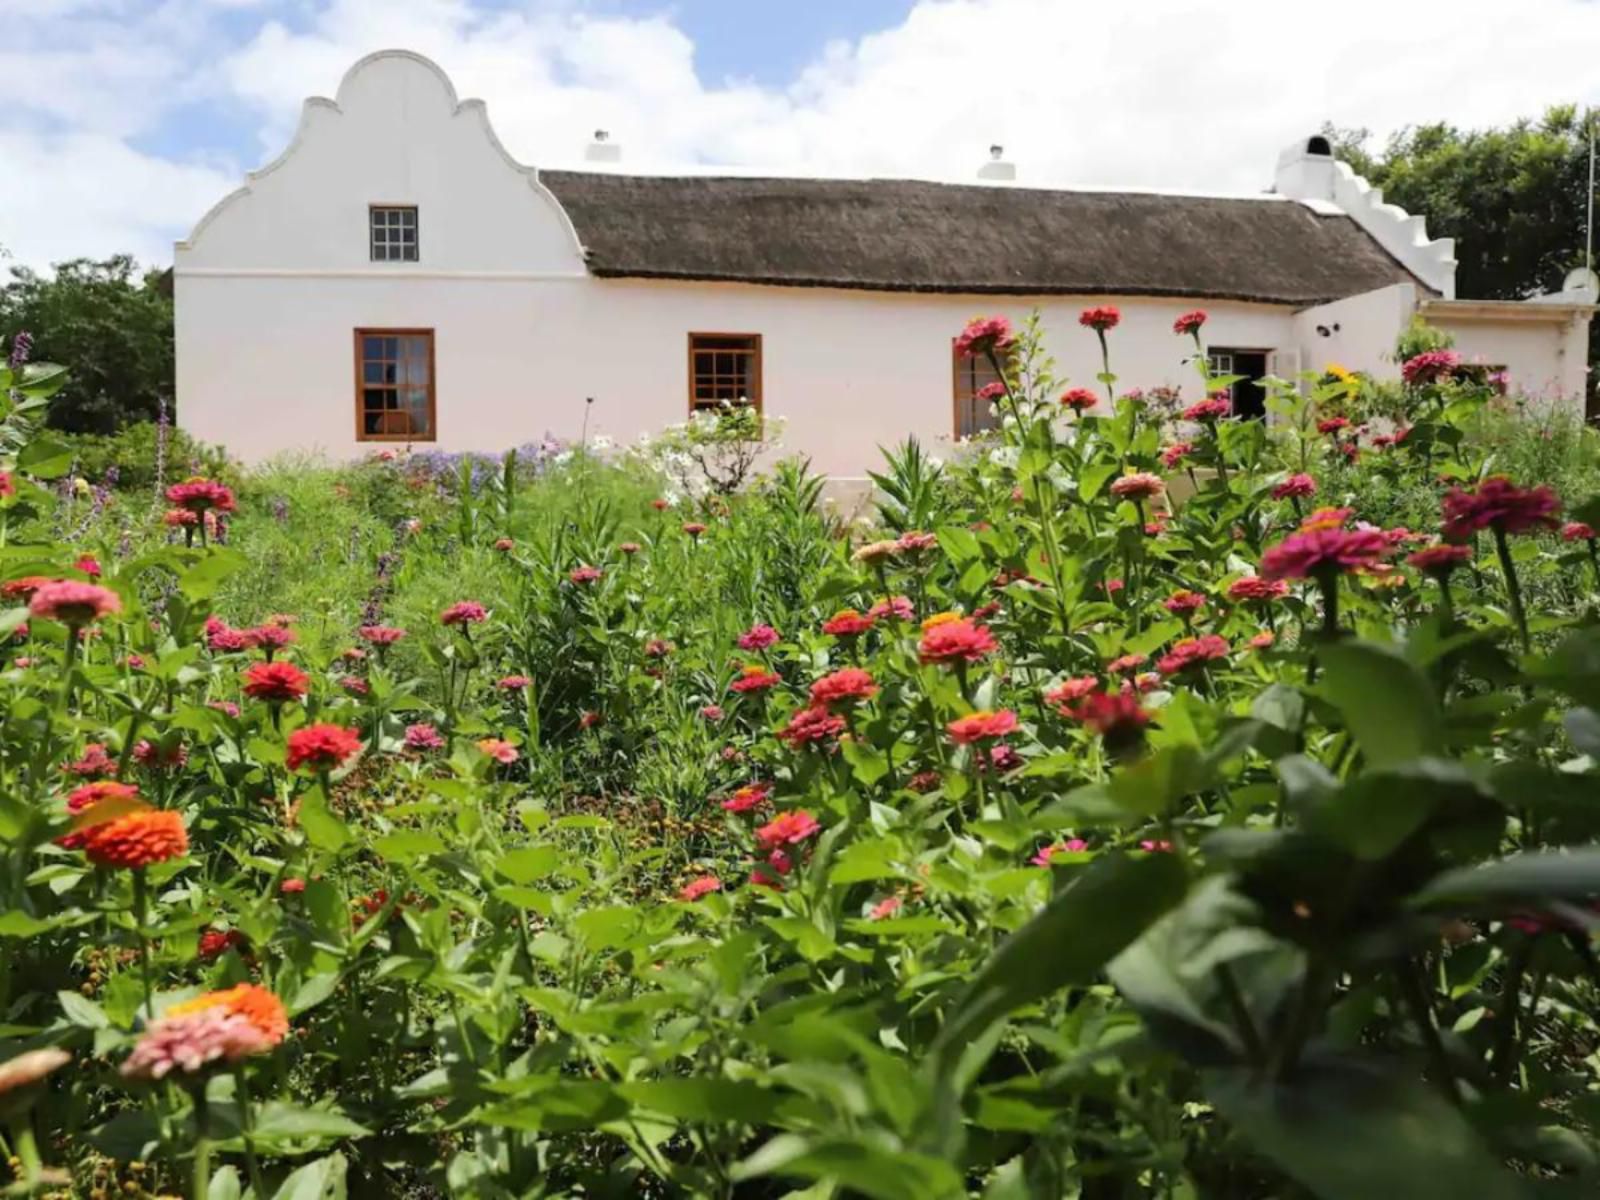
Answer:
[175,50,1596,478]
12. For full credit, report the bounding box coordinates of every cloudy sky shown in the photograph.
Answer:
[3,0,1598,272]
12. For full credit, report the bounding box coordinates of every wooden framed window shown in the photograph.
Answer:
[952,341,1010,438]
[688,333,762,414]
[355,329,435,441]
[370,206,418,262]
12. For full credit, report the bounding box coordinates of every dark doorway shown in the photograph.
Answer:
[1208,348,1268,419]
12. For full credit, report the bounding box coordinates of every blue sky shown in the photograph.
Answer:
[2,0,1597,271]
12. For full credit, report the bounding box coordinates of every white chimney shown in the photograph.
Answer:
[585,129,621,165]
[1273,134,1337,202]
[978,143,1015,182]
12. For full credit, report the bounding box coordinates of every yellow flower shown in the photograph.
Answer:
[1325,363,1353,383]
[920,611,962,632]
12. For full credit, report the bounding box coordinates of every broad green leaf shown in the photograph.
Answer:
[208,1166,242,1200]
[373,831,445,863]
[176,548,248,602]
[268,1152,348,1200]
[618,1078,783,1124]
[828,837,904,885]
[573,906,640,951]
[289,972,341,1015]
[732,1133,964,1200]
[1207,1063,1522,1200]
[1319,640,1442,768]
[251,1102,370,1144]
[1410,850,1600,910]
[17,435,73,479]
[297,787,351,854]
[496,845,561,884]
[932,852,1188,1061]
[1309,758,1484,861]
[58,990,110,1029]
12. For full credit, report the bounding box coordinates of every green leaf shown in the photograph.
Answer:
[828,837,904,885]
[1410,850,1600,910]
[1207,1063,1523,1200]
[251,1102,370,1145]
[932,852,1188,1061]
[1319,641,1443,768]
[58,990,110,1029]
[289,972,341,1016]
[297,787,351,854]
[0,910,54,937]
[839,738,889,787]
[496,845,561,884]
[176,548,248,602]
[1309,758,1484,861]
[618,1078,783,1124]
[732,1133,964,1200]
[373,831,445,863]
[572,906,640,951]
[268,1152,348,1200]
[208,1165,242,1200]
[17,435,73,479]
[1078,462,1119,501]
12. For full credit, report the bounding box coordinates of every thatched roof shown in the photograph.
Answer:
[539,171,1425,306]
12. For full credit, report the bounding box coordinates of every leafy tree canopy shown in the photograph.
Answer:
[0,255,173,434]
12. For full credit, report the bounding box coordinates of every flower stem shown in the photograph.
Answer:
[191,1087,212,1200]
[233,1065,268,1198]
[1492,526,1530,652]
[132,868,154,1020]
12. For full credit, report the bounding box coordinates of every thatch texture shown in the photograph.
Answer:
[540,172,1424,305]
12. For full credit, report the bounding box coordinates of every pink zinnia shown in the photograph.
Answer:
[1401,349,1461,386]
[682,522,708,538]
[1441,476,1561,540]
[1164,590,1205,615]
[1261,528,1390,581]
[497,675,532,691]
[737,623,779,651]
[1561,522,1595,542]
[1406,543,1473,575]
[822,608,875,637]
[404,723,445,751]
[721,782,771,813]
[699,704,725,721]
[569,565,603,585]
[28,581,120,626]
[869,895,903,920]
[1044,676,1099,712]
[358,624,406,645]
[975,381,1006,403]
[1161,442,1194,468]
[730,664,781,693]
[1181,398,1231,422]
[1271,474,1317,501]
[1106,652,1147,674]
[1032,839,1090,866]
[918,618,998,665]
[868,595,914,621]
[165,477,236,515]
[1074,690,1151,742]
[477,738,519,764]
[440,601,487,626]
[120,1008,274,1080]
[66,743,115,778]
[954,315,1016,359]
[1109,473,1164,501]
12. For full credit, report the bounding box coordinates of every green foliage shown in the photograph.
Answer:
[5,317,1600,1199]
[0,256,174,434]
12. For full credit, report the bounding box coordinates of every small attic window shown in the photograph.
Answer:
[370,206,418,262]
[1305,135,1333,157]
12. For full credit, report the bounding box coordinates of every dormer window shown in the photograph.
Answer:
[370,206,418,262]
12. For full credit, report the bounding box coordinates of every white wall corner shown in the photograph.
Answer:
[1274,136,1457,300]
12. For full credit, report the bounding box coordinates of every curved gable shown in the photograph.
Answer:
[177,50,584,275]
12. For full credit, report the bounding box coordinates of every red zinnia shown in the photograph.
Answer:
[358,624,406,645]
[284,723,362,772]
[2,575,54,601]
[1172,310,1207,336]
[165,477,236,515]
[1271,474,1317,500]
[756,810,821,851]
[780,704,848,748]
[1406,543,1473,574]
[497,674,532,690]
[1261,528,1390,581]
[1045,676,1099,712]
[198,930,246,962]
[1441,476,1561,541]
[66,743,115,778]
[947,709,1019,744]
[954,315,1016,359]
[682,522,708,538]
[737,623,779,651]
[918,618,998,665]
[1060,387,1098,412]
[721,782,771,813]
[1401,349,1461,386]
[1079,306,1120,332]
[1316,417,1351,435]
[242,660,309,702]
[1106,652,1147,674]
[730,664,781,694]
[822,608,875,637]
[1227,576,1288,602]
[569,565,603,584]
[679,876,722,902]
[1562,522,1595,542]
[1073,690,1151,742]
[1161,442,1194,468]
[809,667,878,707]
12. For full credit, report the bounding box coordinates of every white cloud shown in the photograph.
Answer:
[5,0,1600,270]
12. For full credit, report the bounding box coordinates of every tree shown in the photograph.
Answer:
[0,256,174,434]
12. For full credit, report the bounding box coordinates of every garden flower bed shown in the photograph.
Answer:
[2,313,1600,1198]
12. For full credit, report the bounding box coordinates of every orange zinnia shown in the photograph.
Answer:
[81,806,187,869]
[167,983,288,1046]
